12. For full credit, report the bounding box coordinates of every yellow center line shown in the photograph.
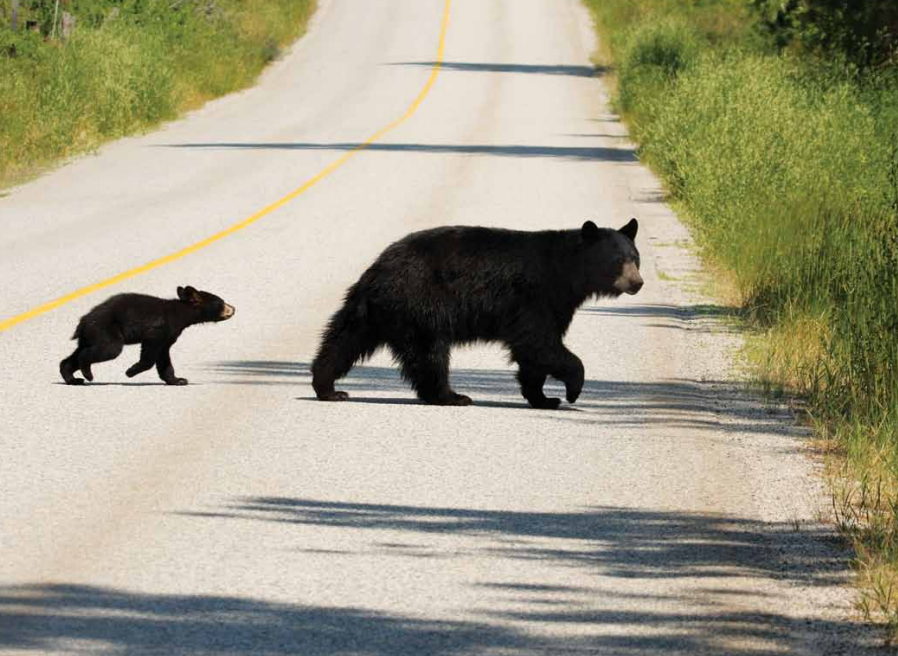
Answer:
[0,0,452,335]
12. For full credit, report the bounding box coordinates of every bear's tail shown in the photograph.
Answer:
[311,290,380,400]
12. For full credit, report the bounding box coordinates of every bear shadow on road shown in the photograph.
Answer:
[0,503,869,655]
[204,358,804,441]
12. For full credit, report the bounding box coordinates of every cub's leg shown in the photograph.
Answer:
[155,343,187,386]
[126,342,161,379]
[395,337,471,406]
[77,336,124,383]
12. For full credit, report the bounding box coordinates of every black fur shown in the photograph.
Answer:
[311,219,642,408]
[59,286,235,386]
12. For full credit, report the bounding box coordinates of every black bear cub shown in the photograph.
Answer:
[60,286,235,386]
[312,219,643,408]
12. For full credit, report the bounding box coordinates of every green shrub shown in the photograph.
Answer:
[585,0,898,635]
[0,0,315,185]
[617,21,701,123]
[752,0,898,68]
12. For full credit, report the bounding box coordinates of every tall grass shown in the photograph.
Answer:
[0,0,315,187]
[585,0,898,639]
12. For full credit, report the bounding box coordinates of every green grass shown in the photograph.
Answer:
[0,0,316,187]
[584,0,898,640]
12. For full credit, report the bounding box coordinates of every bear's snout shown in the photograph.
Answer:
[615,261,643,295]
[626,277,644,295]
[220,304,236,320]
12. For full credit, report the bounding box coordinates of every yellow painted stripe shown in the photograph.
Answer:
[0,0,452,335]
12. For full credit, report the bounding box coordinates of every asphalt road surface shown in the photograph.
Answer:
[0,0,879,653]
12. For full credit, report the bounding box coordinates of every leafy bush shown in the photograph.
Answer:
[752,0,898,68]
[0,0,315,185]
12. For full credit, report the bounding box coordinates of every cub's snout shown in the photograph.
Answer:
[220,303,236,320]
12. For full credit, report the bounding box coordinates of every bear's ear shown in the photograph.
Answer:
[619,218,638,241]
[178,286,201,304]
[581,220,602,243]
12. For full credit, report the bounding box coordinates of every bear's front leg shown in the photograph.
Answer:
[513,342,584,407]
[156,344,188,386]
[551,348,584,404]
[517,364,561,410]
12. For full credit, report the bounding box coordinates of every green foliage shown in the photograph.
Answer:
[586,0,898,637]
[752,0,898,68]
[630,45,898,427]
[617,21,702,128]
[0,0,315,185]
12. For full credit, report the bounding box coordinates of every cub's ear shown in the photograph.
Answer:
[177,286,201,304]
[619,218,638,241]
[581,220,602,243]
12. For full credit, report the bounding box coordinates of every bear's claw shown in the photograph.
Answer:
[529,397,562,410]
[319,391,350,401]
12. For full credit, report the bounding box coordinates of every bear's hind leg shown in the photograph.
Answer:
[312,310,380,401]
[60,348,85,385]
[395,338,471,406]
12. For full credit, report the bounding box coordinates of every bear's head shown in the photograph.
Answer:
[581,218,643,297]
[177,286,236,323]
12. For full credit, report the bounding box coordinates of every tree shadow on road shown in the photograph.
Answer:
[161,142,638,163]
[0,502,874,654]
[3,501,869,654]
[580,304,742,335]
[388,61,609,78]
[0,583,538,655]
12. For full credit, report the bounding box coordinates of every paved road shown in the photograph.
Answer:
[0,0,876,653]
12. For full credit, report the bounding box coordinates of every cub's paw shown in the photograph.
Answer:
[166,378,189,386]
[447,393,473,406]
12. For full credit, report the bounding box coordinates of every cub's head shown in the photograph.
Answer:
[581,218,643,297]
[177,286,236,323]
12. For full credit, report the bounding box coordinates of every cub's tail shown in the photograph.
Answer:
[71,318,86,341]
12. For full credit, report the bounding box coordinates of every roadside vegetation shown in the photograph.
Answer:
[583,0,898,640]
[0,0,315,187]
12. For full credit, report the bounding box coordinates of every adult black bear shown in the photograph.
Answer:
[311,219,642,408]
[60,286,235,386]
